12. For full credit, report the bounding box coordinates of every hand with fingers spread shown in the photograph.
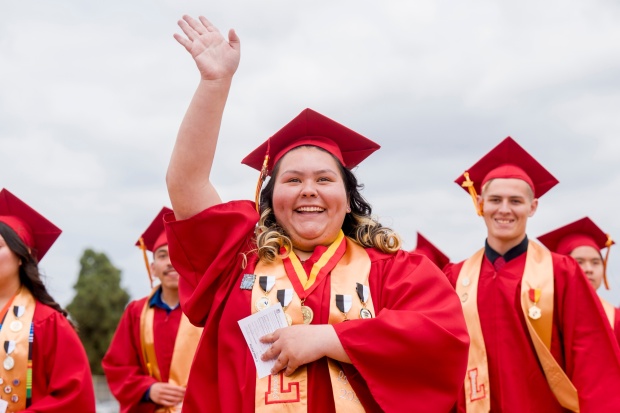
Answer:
[173,15,240,81]
[167,15,240,219]
[260,324,350,376]
[149,382,186,407]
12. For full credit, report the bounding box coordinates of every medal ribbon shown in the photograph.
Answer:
[276,289,293,308]
[259,276,276,294]
[283,230,346,301]
[356,283,370,304]
[12,307,25,319]
[528,288,541,305]
[4,341,16,356]
[335,295,352,315]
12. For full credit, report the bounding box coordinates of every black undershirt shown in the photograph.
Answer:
[484,235,529,265]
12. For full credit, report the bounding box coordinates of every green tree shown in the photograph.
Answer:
[67,249,130,375]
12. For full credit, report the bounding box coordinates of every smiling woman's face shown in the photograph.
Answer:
[271,146,348,254]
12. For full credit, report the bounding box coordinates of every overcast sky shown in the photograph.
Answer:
[1,0,620,308]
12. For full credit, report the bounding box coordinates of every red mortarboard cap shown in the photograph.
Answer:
[537,217,614,256]
[0,188,62,261]
[455,137,559,198]
[135,207,172,253]
[241,108,380,174]
[411,232,450,269]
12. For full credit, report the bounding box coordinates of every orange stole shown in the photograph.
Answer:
[456,242,579,413]
[252,238,373,412]
[0,287,35,412]
[600,298,615,328]
[455,249,489,413]
[140,288,203,413]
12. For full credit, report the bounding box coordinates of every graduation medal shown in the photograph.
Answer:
[283,231,347,326]
[255,276,276,311]
[356,283,373,319]
[300,302,314,324]
[3,340,15,371]
[276,289,294,326]
[528,288,542,320]
[9,306,25,332]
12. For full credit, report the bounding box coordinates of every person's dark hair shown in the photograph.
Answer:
[255,146,400,262]
[0,222,72,323]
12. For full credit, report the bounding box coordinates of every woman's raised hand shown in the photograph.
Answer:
[174,15,240,81]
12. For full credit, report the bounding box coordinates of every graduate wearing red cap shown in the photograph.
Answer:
[0,188,95,412]
[411,232,451,270]
[444,138,620,412]
[163,15,469,413]
[537,217,620,345]
[102,207,202,413]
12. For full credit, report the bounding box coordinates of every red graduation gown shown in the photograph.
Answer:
[164,200,470,413]
[612,305,620,347]
[444,252,620,412]
[27,302,96,412]
[102,295,183,413]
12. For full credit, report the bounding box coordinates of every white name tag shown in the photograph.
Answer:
[0,398,8,413]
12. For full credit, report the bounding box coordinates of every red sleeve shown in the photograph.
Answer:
[26,305,96,413]
[334,251,470,413]
[554,254,620,412]
[442,261,464,288]
[164,200,258,326]
[102,299,157,412]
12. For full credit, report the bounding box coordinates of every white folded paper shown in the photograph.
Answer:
[238,302,288,378]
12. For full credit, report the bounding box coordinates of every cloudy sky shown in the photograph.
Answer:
[1,0,620,307]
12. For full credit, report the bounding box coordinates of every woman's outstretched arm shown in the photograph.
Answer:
[167,15,240,219]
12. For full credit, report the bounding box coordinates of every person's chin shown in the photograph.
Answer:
[165,281,180,290]
[291,226,327,243]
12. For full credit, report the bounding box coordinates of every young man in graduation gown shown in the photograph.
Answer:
[102,207,202,413]
[538,217,620,345]
[444,137,620,412]
[411,232,451,270]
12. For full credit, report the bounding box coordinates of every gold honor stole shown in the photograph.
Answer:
[456,241,579,413]
[139,288,203,413]
[0,287,35,412]
[251,233,374,412]
[599,298,615,329]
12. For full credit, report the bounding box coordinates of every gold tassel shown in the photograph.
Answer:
[603,234,613,290]
[138,237,153,289]
[462,172,483,216]
[255,140,271,212]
